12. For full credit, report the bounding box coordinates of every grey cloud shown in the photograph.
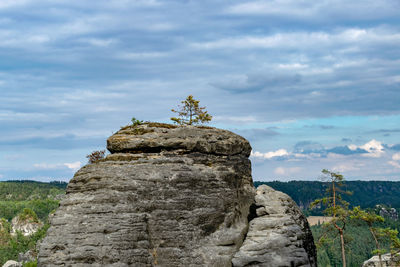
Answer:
[327,146,368,155]
[0,135,105,150]
[294,141,325,154]
[235,128,280,142]
[0,0,399,180]
[211,72,302,94]
[292,142,369,156]
[386,144,400,151]
[304,125,335,130]
[367,129,400,134]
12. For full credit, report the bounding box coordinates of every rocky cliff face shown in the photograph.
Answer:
[38,123,316,266]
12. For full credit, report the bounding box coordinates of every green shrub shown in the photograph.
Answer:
[131,117,143,126]
[18,209,39,223]
[23,261,37,267]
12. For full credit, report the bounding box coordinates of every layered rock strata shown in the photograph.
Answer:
[232,185,317,266]
[38,123,254,266]
[38,123,316,266]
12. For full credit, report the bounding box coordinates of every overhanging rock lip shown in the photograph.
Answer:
[107,123,251,157]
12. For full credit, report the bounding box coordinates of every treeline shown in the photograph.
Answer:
[0,181,67,201]
[255,180,400,213]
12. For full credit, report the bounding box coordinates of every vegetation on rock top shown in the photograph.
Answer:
[170,95,212,125]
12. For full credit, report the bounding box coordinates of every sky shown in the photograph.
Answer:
[0,0,399,182]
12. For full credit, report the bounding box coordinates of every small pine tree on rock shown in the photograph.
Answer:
[170,95,212,125]
[86,150,106,164]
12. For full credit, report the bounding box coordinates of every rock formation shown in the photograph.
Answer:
[232,185,316,266]
[38,123,316,266]
[362,253,400,267]
[2,260,21,267]
[11,214,42,237]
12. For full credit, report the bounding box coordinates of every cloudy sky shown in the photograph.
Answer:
[0,0,399,182]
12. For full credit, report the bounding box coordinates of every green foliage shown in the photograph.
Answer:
[18,209,39,223]
[171,95,212,125]
[23,261,37,267]
[378,228,400,256]
[254,180,400,215]
[131,117,143,126]
[257,178,400,266]
[0,181,66,201]
[86,150,106,164]
[0,199,60,222]
[311,169,352,267]
[0,224,50,265]
[0,181,62,265]
[312,218,400,267]
[351,206,387,266]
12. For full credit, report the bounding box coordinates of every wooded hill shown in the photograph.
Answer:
[255,180,400,213]
[0,180,67,265]
[0,180,67,201]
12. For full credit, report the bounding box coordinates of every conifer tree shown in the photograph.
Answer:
[311,169,351,267]
[351,207,385,267]
[170,95,212,125]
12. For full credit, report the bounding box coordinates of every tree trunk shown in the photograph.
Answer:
[340,231,346,267]
[370,228,383,267]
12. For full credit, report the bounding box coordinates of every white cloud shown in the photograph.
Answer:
[388,161,400,169]
[332,162,361,172]
[348,139,385,158]
[359,139,385,158]
[251,149,289,159]
[80,38,116,47]
[33,161,81,171]
[226,0,399,21]
[274,166,302,176]
[226,1,315,16]
[116,52,167,60]
[3,154,24,161]
[64,161,81,171]
[191,27,400,50]
[278,63,309,69]
[0,0,30,9]
[392,153,400,161]
[213,115,258,124]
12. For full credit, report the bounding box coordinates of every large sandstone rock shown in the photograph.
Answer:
[38,123,316,266]
[232,185,316,267]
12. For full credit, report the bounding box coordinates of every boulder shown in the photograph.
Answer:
[11,217,42,237]
[232,185,317,266]
[2,261,22,267]
[362,253,400,267]
[38,123,316,266]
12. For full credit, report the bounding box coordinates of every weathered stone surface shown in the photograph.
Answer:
[107,123,251,156]
[2,260,22,267]
[362,253,400,267]
[11,217,42,237]
[38,124,254,266]
[18,250,36,264]
[38,123,316,266]
[232,185,317,267]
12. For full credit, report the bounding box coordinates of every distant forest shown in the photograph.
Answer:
[255,180,400,213]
